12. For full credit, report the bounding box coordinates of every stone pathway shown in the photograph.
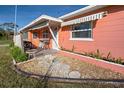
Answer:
[69,71,81,78]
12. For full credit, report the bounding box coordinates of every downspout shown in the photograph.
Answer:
[48,23,60,49]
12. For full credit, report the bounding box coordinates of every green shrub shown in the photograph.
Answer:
[102,52,113,62]
[10,46,28,62]
[87,52,95,58]
[115,57,124,64]
[83,49,103,59]
[83,50,124,65]
[16,53,28,62]
[61,48,124,65]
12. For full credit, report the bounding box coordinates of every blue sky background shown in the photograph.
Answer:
[0,5,87,29]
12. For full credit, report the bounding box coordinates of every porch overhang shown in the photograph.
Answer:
[19,15,62,49]
[19,15,62,32]
[28,22,49,30]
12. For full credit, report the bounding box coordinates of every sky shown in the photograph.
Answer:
[0,5,87,29]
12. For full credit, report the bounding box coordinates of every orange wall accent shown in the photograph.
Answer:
[59,6,124,59]
[28,27,53,48]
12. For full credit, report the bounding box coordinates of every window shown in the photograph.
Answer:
[23,32,28,39]
[42,30,49,38]
[71,21,92,39]
[33,32,38,39]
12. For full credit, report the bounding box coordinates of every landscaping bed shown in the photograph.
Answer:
[61,48,124,65]
[16,54,124,80]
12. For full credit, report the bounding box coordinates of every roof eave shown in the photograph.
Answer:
[59,5,108,20]
[19,15,63,32]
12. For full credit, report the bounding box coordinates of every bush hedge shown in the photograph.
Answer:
[10,45,28,62]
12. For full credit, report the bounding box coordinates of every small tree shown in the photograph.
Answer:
[0,22,19,40]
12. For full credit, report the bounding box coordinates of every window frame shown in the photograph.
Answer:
[70,21,93,41]
[42,30,49,38]
[33,32,38,39]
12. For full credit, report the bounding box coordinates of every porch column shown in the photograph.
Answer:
[48,25,60,49]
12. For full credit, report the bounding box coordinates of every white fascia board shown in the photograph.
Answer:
[19,15,63,32]
[59,5,108,20]
[42,15,63,23]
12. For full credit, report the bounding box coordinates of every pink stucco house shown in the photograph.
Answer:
[20,5,124,59]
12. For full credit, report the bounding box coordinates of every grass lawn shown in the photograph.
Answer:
[1,46,124,87]
[0,40,12,45]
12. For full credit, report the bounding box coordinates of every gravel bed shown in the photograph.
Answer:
[17,54,124,79]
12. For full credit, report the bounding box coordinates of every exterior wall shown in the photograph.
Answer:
[59,5,124,59]
[28,27,52,48]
